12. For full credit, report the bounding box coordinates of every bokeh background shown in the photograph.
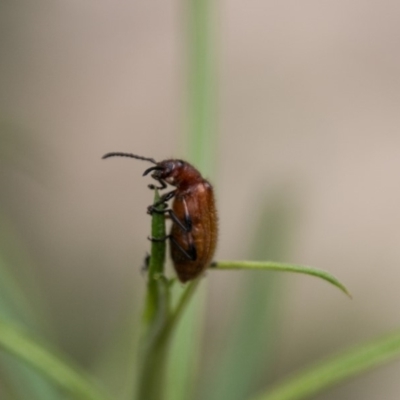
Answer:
[1,1,400,399]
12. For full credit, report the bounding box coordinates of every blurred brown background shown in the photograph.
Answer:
[1,1,400,399]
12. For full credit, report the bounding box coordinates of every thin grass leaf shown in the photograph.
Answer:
[213,261,350,297]
[185,0,217,175]
[166,0,218,395]
[250,330,400,400]
[0,320,111,400]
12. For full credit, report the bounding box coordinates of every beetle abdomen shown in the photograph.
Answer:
[170,182,218,282]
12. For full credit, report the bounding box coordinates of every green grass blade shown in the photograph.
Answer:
[251,330,400,400]
[167,0,218,396]
[0,320,111,400]
[185,0,217,176]
[213,261,350,297]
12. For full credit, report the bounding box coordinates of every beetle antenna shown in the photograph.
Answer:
[102,152,157,164]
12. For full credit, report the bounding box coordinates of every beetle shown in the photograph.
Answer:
[102,152,218,282]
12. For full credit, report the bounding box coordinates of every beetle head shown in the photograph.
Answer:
[102,153,202,188]
[143,160,185,186]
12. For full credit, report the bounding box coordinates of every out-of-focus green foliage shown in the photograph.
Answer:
[251,330,400,400]
[0,320,111,400]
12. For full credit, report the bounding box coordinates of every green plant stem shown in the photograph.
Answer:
[137,190,169,400]
[251,330,400,400]
[213,261,350,297]
[142,190,167,327]
[0,320,110,400]
[136,191,201,400]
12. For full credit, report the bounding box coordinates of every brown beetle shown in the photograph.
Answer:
[102,152,218,282]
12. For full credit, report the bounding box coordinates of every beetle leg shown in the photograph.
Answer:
[160,190,176,202]
[148,208,190,232]
[147,235,171,242]
[169,210,192,232]
[148,178,167,190]
[170,236,197,261]
[147,190,176,213]
[147,234,197,261]
[150,197,192,233]
[141,252,151,274]
[150,209,191,232]
[147,193,193,233]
